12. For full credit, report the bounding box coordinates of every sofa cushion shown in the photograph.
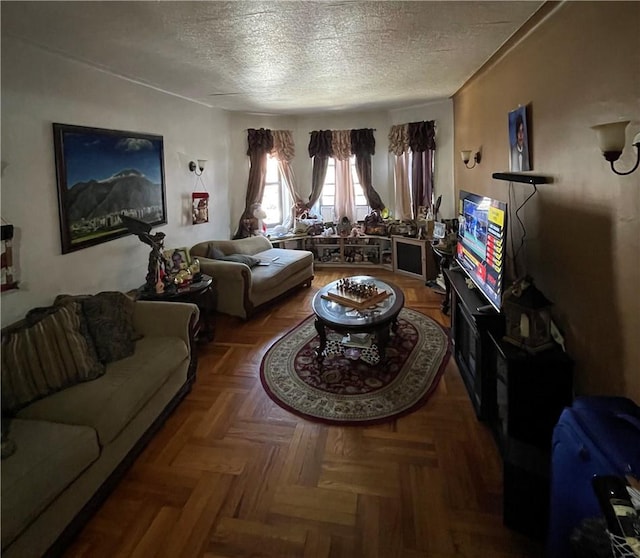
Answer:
[249,248,314,294]
[1,302,105,416]
[207,246,226,259]
[17,336,189,446]
[0,419,100,550]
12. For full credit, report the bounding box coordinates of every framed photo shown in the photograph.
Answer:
[53,123,167,254]
[163,247,191,275]
[508,106,531,172]
[192,192,209,225]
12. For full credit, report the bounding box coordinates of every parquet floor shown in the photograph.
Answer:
[65,269,543,558]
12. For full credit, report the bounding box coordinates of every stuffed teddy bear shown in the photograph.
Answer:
[250,203,267,235]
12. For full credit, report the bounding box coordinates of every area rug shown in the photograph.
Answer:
[259,308,450,425]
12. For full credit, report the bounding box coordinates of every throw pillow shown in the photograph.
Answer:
[207,246,226,260]
[217,254,261,268]
[1,302,105,415]
[82,291,138,363]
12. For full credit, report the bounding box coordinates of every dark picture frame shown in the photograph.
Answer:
[508,106,531,172]
[53,123,167,254]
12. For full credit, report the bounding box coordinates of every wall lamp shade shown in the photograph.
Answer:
[591,121,640,175]
[188,159,207,176]
[461,150,481,169]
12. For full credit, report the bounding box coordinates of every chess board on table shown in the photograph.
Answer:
[321,288,390,310]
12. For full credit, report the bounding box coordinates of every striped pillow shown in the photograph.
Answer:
[1,302,105,415]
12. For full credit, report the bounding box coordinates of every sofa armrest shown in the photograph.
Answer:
[197,258,252,318]
[133,301,199,346]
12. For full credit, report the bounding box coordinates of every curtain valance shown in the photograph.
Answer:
[246,128,273,155]
[388,121,436,155]
[308,128,376,158]
[408,120,436,152]
[308,130,333,158]
[350,128,376,157]
[271,130,295,162]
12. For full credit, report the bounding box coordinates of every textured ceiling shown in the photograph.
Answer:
[1,1,545,114]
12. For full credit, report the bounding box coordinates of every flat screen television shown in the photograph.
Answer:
[455,190,508,311]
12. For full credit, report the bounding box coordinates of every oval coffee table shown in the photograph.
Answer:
[312,275,405,362]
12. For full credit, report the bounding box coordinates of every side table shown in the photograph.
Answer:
[137,274,217,342]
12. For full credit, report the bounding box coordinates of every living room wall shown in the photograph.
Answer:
[1,36,231,325]
[453,2,640,400]
[228,100,454,233]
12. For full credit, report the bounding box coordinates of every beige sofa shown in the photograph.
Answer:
[1,299,199,558]
[190,236,314,319]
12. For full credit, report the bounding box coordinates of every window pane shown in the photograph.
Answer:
[262,183,281,225]
[265,156,279,182]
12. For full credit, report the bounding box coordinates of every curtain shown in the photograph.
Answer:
[393,152,413,220]
[351,128,385,211]
[408,120,436,215]
[334,158,356,223]
[234,128,273,239]
[272,130,305,227]
[332,130,355,223]
[307,130,332,212]
[389,124,412,219]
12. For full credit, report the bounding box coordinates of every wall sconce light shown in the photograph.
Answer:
[188,159,207,176]
[591,121,640,176]
[461,150,481,169]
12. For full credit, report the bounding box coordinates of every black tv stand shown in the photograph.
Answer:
[476,304,495,313]
[445,268,505,420]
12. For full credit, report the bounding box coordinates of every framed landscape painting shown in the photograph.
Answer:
[53,123,167,254]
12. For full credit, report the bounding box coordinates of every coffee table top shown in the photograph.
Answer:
[312,275,404,329]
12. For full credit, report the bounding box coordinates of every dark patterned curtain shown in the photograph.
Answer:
[306,130,332,211]
[234,128,274,239]
[351,128,385,211]
[407,121,436,215]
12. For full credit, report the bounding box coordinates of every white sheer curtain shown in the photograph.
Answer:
[332,130,356,223]
[334,158,356,223]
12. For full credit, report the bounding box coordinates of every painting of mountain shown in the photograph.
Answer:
[53,124,166,254]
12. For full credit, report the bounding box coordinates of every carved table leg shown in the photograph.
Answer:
[314,318,327,361]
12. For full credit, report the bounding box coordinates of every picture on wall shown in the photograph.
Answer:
[508,106,531,172]
[192,192,209,225]
[53,123,167,254]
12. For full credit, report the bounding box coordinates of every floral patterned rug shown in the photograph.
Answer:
[260,308,450,425]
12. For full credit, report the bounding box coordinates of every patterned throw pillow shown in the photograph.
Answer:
[217,254,261,268]
[1,302,105,415]
[81,292,138,364]
[207,246,226,260]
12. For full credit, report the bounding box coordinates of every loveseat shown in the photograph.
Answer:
[190,236,314,319]
[1,293,199,558]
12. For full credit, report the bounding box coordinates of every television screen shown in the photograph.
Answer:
[455,191,508,311]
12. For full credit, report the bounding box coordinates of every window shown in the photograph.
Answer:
[317,156,369,222]
[262,155,287,227]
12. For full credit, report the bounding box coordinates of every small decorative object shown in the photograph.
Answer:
[53,123,167,254]
[337,216,351,237]
[503,276,554,353]
[251,203,267,236]
[192,192,209,225]
[1,222,19,292]
[163,247,191,277]
[121,215,169,294]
